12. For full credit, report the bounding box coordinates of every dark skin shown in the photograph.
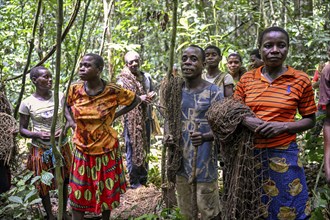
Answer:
[181,47,214,146]
[322,59,330,183]
[243,31,315,137]
[324,104,330,183]
[205,48,233,97]
[124,52,155,104]
[249,54,264,69]
[72,56,140,220]
[227,55,242,81]
[19,69,73,220]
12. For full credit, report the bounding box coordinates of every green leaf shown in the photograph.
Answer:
[24,189,38,203]
[29,198,42,205]
[176,41,190,52]
[4,203,20,210]
[8,196,23,204]
[179,18,189,30]
[40,171,54,186]
[30,176,41,185]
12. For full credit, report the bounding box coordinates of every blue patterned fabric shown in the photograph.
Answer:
[177,84,223,183]
[255,142,311,220]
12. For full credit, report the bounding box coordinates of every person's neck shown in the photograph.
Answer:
[34,89,51,100]
[206,66,220,78]
[184,76,205,92]
[85,78,103,89]
[262,66,286,80]
[230,71,240,81]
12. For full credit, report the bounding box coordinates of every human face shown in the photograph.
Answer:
[125,54,140,74]
[33,69,52,90]
[227,56,241,75]
[260,31,289,68]
[205,48,221,68]
[181,47,205,80]
[250,54,264,69]
[79,56,100,81]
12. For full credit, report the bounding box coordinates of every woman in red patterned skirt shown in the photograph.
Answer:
[67,53,140,220]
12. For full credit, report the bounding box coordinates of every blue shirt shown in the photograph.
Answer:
[177,84,223,182]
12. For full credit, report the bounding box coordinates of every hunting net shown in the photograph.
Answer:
[0,112,17,165]
[206,97,270,219]
[160,76,184,184]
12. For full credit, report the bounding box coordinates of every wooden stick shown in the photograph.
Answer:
[189,120,199,219]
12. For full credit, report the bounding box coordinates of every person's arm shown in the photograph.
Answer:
[114,95,141,119]
[64,104,76,135]
[224,84,234,97]
[19,113,50,140]
[324,104,330,183]
[312,81,320,89]
[255,114,315,138]
[242,116,264,132]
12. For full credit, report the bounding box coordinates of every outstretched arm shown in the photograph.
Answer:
[114,95,141,119]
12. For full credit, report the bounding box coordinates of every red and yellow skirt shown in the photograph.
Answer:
[69,142,127,214]
[27,142,72,197]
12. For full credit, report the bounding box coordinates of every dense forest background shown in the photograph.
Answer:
[0,0,330,219]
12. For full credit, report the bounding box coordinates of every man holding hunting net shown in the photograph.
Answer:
[162,45,223,220]
[233,27,316,219]
[117,51,156,189]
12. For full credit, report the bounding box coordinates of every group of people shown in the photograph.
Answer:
[17,53,150,220]
[161,26,323,220]
[1,25,328,220]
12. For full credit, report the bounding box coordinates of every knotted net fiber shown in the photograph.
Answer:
[0,92,17,165]
[160,76,184,184]
[206,97,269,219]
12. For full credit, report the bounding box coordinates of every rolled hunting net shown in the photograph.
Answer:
[0,91,17,165]
[206,97,270,219]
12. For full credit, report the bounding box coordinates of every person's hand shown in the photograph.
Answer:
[163,134,174,145]
[255,122,288,138]
[140,94,153,104]
[242,116,264,132]
[55,129,63,138]
[190,131,203,146]
[35,131,51,140]
[140,91,156,104]
[64,120,76,135]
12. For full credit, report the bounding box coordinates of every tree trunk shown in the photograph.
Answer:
[53,0,64,219]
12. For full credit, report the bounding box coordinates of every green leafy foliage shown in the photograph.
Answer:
[0,171,43,220]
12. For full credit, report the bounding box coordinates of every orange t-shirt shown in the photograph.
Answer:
[235,66,317,148]
[67,81,135,155]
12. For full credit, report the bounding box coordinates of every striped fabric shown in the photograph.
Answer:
[235,66,317,148]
